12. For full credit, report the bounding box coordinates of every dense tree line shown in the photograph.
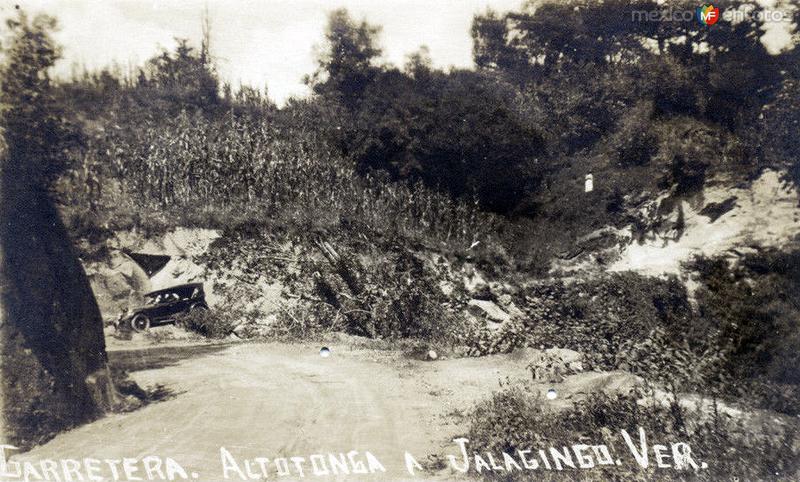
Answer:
[48,1,798,220]
[2,0,789,260]
[301,1,795,223]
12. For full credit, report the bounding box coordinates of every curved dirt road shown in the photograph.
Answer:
[13,341,532,481]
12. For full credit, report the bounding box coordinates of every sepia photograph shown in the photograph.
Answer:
[1,0,799,480]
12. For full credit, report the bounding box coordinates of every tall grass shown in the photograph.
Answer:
[71,101,498,249]
[467,387,799,481]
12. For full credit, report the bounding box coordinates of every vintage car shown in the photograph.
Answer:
[122,282,209,332]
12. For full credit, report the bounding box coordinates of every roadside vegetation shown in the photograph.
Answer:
[467,387,799,481]
[52,1,799,268]
[2,0,799,469]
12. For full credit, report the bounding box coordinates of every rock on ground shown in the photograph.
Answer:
[467,299,511,323]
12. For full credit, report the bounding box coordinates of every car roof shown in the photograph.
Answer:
[144,282,204,297]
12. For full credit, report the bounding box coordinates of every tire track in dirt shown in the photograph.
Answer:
[14,342,533,481]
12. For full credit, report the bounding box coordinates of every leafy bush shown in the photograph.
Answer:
[462,317,528,357]
[347,69,547,214]
[264,303,337,340]
[466,386,799,481]
[309,240,468,342]
[175,308,234,339]
[685,250,800,414]
[690,250,800,384]
[517,273,697,381]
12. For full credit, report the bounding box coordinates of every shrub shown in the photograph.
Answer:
[613,103,659,168]
[690,250,800,384]
[686,250,800,414]
[175,308,234,339]
[466,386,800,481]
[265,302,337,340]
[517,273,697,381]
[310,241,468,342]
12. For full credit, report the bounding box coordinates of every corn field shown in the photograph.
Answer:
[85,105,499,246]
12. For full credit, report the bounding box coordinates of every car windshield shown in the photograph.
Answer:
[145,293,175,305]
[144,287,198,305]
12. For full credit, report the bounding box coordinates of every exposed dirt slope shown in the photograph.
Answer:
[85,228,221,322]
[611,169,800,275]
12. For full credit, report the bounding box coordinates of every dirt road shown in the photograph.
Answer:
[12,341,533,481]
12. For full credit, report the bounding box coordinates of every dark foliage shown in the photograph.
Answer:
[1,13,80,189]
[52,1,798,271]
[0,12,110,450]
[348,69,546,213]
[467,387,799,481]
[306,8,382,110]
[517,273,697,381]
[690,250,800,385]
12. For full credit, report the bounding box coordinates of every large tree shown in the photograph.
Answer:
[307,8,383,110]
[140,38,220,114]
[0,12,118,449]
[471,0,782,127]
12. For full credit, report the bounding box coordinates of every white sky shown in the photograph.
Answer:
[4,1,796,106]
[7,0,522,105]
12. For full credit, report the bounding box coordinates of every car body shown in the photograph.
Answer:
[121,282,209,331]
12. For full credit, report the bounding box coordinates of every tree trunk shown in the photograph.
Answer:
[0,180,117,450]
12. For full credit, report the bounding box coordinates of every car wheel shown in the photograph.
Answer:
[130,313,151,332]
